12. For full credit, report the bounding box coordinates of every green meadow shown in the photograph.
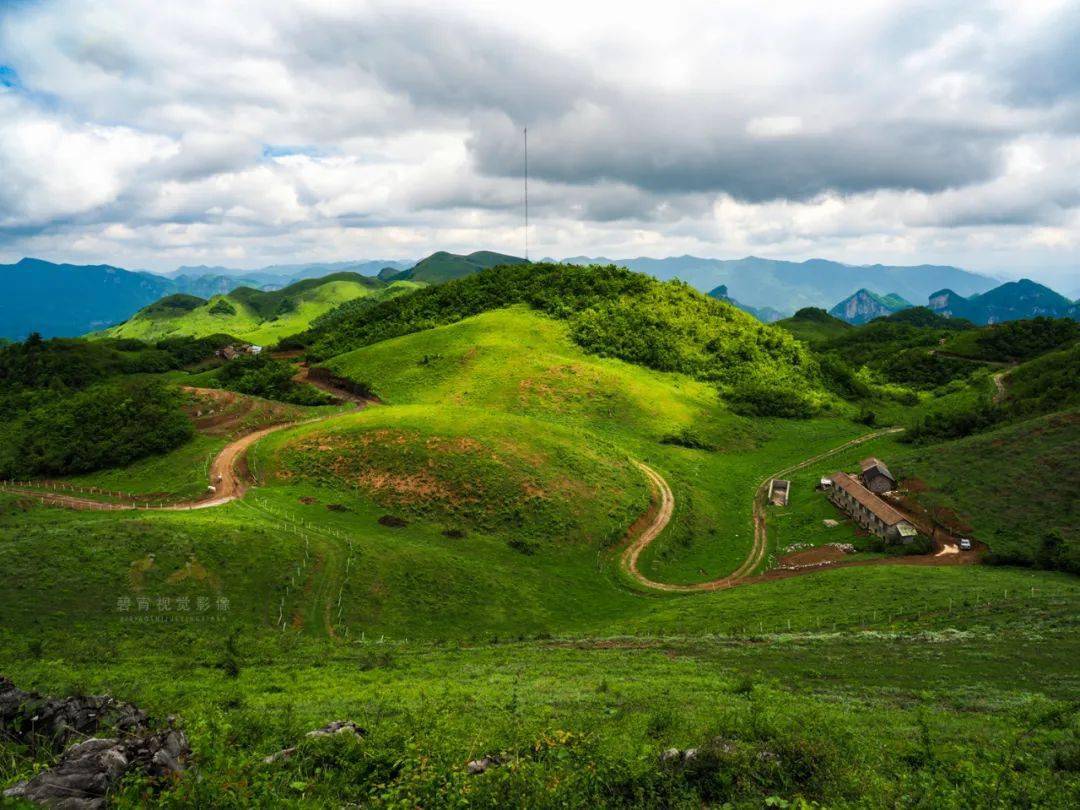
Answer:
[3,271,1079,806]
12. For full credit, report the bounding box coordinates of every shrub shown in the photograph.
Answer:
[660,427,716,450]
[217,356,333,405]
[508,537,538,555]
[727,384,818,419]
[209,299,237,316]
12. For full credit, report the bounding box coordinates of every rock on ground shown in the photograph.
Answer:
[0,676,147,748]
[1,677,189,809]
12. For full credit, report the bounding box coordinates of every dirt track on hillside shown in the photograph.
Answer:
[991,370,1009,404]
[1,384,373,512]
[293,364,378,406]
[619,427,981,593]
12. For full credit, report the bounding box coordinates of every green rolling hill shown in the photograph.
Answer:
[775,306,853,346]
[383,249,526,285]
[97,272,422,345]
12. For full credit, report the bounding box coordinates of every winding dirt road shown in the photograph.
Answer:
[621,428,907,592]
[5,376,972,593]
[1,375,374,512]
[1,420,312,511]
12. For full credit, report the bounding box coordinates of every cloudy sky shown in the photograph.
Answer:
[0,0,1078,288]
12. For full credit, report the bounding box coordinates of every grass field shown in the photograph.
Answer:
[323,306,875,583]
[4,299,1079,806]
[2,512,1077,807]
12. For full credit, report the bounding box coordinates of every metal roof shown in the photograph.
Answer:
[830,472,910,527]
[859,456,896,482]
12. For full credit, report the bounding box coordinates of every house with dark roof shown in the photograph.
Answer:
[859,457,897,493]
[827,472,918,544]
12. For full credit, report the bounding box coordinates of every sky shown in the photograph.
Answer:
[0,0,1078,291]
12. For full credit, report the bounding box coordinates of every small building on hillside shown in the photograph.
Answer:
[859,457,897,493]
[767,478,790,506]
[828,471,918,544]
[216,343,262,361]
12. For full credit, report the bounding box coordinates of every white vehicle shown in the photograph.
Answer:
[959,538,972,551]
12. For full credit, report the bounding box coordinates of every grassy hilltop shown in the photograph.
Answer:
[2,261,1079,807]
[100,272,422,345]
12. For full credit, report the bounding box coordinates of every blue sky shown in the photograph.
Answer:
[0,0,1077,291]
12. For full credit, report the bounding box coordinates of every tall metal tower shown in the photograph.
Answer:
[520,125,524,261]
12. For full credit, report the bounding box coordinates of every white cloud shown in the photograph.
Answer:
[0,0,1075,286]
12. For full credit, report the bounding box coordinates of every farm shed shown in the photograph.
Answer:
[859,457,897,493]
[827,472,918,544]
[767,479,790,506]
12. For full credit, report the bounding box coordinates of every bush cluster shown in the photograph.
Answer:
[0,379,193,478]
[216,356,333,406]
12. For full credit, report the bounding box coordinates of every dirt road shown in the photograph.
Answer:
[991,370,1009,404]
[1,384,372,512]
[293,364,377,406]
[1,419,313,512]
[621,428,919,592]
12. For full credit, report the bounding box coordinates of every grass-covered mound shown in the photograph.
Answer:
[775,306,852,346]
[101,273,421,345]
[320,306,880,583]
[304,263,817,394]
[324,307,750,448]
[260,405,649,546]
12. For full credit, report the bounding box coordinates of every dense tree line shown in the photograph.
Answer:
[0,333,231,395]
[0,333,231,477]
[0,379,193,478]
[957,317,1078,362]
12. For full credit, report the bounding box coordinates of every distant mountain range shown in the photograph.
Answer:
[827,279,1079,325]
[170,259,411,287]
[0,258,175,339]
[927,280,1079,325]
[0,258,412,339]
[1,253,1075,340]
[560,255,996,314]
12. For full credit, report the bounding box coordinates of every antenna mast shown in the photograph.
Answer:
[524,126,529,261]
